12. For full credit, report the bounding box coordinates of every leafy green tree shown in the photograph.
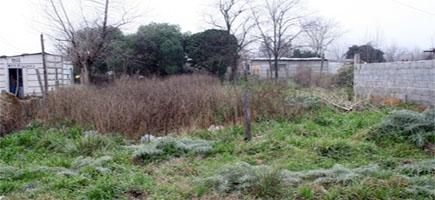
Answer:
[346,44,386,63]
[186,29,238,78]
[129,23,185,76]
[92,26,126,75]
[104,35,136,75]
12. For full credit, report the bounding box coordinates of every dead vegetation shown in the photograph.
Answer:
[38,75,236,138]
[37,75,329,138]
[0,91,41,136]
[0,91,22,136]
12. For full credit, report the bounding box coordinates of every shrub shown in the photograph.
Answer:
[38,75,325,138]
[284,94,322,121]
[304,164,379,185]
[0,155,112,182]
[201,162,380,197]
[368,108,435,148]
[403,176,435,197]
[293,66,312,88]
[35,130,70,152]
[128,137,213,163]
[250,81,322,122]
[201,162,287,198]
[250,81,290,122]
[399,159,435,176]
[70,156,113,175]
[38,75,231,138]
[316,142,353,160]
[312,73,337,90]
[68,134,115,156]
[285,94,320,110]
[252,167,285,198]
[337,65,354,88]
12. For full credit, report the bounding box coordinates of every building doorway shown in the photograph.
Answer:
[8,68,23,98]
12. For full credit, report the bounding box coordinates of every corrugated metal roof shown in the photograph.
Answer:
[251,57,325,61]
[1,52,58,58]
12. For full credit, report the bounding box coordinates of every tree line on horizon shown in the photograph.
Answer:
[88,24,238,80]
[44,0,433,84]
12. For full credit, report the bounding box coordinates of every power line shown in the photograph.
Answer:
[392,0,435,16]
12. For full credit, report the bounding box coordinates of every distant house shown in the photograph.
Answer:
[0,53,73,98]
[250,57,329,79]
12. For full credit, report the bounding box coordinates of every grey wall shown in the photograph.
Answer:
[251,59,328,79]
[354,60,435,106]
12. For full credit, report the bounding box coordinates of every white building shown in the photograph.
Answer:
[250,57,328,79]
[0,53,73,98]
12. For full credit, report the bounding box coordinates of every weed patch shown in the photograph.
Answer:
[369,108,435,148]
[2,80,435,199]
[201,162,288,198]
[128,137,213,164]
[68,134,115,156]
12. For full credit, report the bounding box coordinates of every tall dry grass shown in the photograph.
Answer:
[39,75,237,138]
[38,75,310,138]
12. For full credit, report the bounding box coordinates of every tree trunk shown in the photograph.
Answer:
[320,53,325,76]
[230,57,238,82]
[80,62,92,85]
[122,56,128,76]
[274,57,279,79]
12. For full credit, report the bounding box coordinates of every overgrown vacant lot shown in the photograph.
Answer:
[1,75,434,199]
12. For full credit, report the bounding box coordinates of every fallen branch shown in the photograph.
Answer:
[318,96,362,111]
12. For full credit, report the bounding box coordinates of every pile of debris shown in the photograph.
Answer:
[0,91,40,136]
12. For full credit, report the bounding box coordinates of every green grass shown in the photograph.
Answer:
[1,105,434,199]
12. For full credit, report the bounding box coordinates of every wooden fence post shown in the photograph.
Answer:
[35,69,44,97]
[244,87,251,141]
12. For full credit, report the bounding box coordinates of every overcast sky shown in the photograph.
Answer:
[0,0,434,56]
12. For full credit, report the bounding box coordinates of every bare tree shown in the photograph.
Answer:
[44,0,133,85]
[206,0,256,81]
[384,43,410,62]
[361,26,385,50]
[303,17,341,56]
[302,16,342,74]
[411,46,432,60]
[253,0,304,79]
[384,44,432,62]
[328,41,348,60]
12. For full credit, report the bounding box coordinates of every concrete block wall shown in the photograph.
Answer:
[251,60,328,79]
[354,60,435,106]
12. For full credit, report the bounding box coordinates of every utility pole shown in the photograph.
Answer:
[41,34,48,100]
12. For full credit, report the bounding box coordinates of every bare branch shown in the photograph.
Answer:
[205,0,257,81]
[44,0,135,85]
[254,0,305,79]
[302,16,343,56]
